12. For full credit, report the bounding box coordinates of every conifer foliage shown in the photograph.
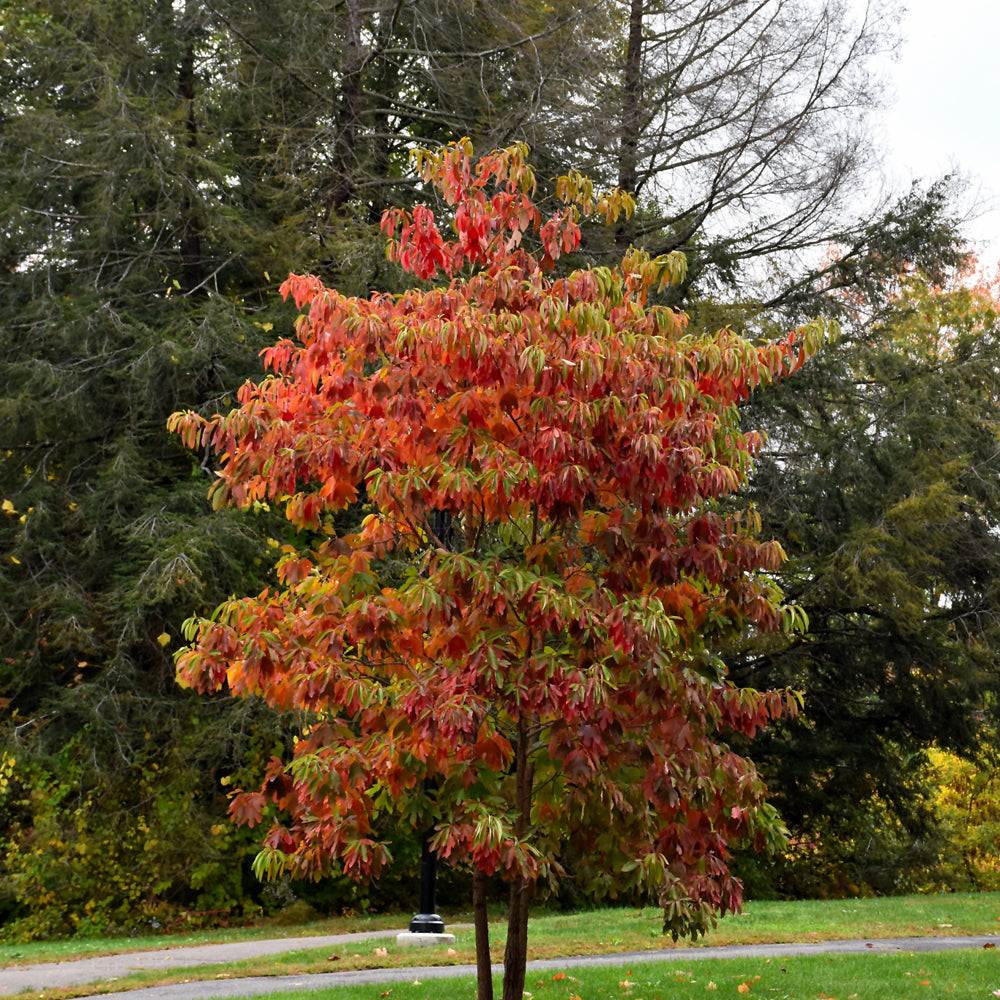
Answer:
[170,142,823,997]
[733,265,1000,893]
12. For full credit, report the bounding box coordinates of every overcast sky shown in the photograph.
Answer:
[880,0,998,268]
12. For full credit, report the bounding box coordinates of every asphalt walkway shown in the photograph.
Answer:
[1,929,997,1000]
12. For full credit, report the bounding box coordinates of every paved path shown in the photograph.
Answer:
[0,931,403,995]
[1,930,997,999]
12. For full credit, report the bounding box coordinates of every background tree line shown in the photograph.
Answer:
[0,0,996,938]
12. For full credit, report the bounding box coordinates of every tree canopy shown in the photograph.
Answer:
[170,141,824,997]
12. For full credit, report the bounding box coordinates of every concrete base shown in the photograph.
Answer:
[395,931,457,947]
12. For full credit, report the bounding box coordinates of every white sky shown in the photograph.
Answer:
[880,0,999,269]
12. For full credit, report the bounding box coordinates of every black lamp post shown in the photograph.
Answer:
[408,828,445,934]
[409,521,451,938]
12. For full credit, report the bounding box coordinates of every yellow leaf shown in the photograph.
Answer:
[1,499,15,516]
[261,322,273,333]
[10,556,20,565]
[156,632,171,647]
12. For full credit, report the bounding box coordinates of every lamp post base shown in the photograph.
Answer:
[395,930,456,947]
[408,912,446,934]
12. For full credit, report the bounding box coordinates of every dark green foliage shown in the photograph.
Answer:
[0,0,312,936]
[0,286,302,935]
[0,697,284,938]
[730,272,1000,895]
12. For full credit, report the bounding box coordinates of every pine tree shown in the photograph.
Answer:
[731,266,1000,893]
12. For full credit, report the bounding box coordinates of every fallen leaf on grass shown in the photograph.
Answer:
[985,942,996,949]
[704,983,717,992]
[447,948,457,956]
[737,984,750,995]
[327,955,340,962]
[375,947,388,957]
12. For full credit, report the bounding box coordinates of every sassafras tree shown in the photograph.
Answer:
[169,141,824,1000]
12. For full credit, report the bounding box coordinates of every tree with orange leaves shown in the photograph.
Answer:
[168,140,826,1000]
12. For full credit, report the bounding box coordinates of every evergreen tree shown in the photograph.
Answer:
[730,266,1000,894]
[0,0,307,935]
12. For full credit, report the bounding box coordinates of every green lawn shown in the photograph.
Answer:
[4,892,999,968]
[251,952,1000,1000]
[248,951,1000,1000]
[1,893,998,999]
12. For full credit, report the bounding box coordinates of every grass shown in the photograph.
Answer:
[0,912,407,966]
[3,892,999,969]
[1,893,998,999]
[245,951,1000,1000]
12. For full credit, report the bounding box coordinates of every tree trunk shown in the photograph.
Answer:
[367,3,402,224]
[501,714,536,1000]
[327,0,364,216]
[473,869,494,1000]
[616,0,645,251]
[178,37,205,295]
[502,873,532,1000]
